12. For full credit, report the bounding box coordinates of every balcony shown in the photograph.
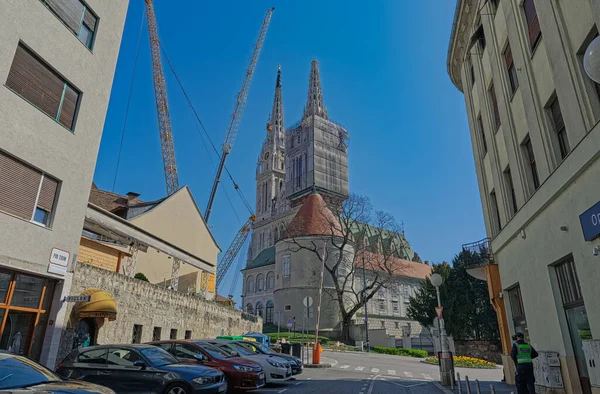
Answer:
[461,238,494,281]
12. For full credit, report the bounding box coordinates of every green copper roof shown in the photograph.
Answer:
[350,222,416,261]
[245,246,275,270]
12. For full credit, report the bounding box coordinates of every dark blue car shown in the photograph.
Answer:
[57,344,227,394]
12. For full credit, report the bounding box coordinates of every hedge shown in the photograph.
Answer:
[371,346,428,358]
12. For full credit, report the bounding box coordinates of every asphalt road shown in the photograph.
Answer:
[249,350,503,394]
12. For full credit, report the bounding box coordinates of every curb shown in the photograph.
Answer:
[304,363,333,368]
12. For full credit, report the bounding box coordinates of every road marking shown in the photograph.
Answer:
[404,371,413,377]
[388,370,396,375]
[278,390,287,394]
[367,374,381,394]
[422,373,433,380]
[295,382,302,386]
[371,368,380,373]
[380,378,428,388]
[307,377,312,380]
[339,364,350,369]
[356,366,365,371]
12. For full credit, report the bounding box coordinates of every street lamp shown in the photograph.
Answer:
[430,273,453,386]
[584,36,600,83]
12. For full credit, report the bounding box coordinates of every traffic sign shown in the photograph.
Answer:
[435,306,444,320]
[64,295,91,303]
[287,318,293,328]
[303,296,313,307]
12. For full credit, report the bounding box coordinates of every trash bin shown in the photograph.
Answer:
[281,343,291,355]
[291,343,302,358]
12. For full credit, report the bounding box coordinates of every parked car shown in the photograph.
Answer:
[149,340,265,392]
[203,340,292,384]
[0,351,114,393]
[234,340,303,375]
[56,344,227,394]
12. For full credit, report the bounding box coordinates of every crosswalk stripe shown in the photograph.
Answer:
[339,365,350,369]
[388,370,396,375]
[356,366,365,371]
[404,371,413,377]
[371,368,380,373]
[422,373,433,380]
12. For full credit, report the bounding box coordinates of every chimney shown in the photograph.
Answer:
[424,261,429,265]
[126,192,140,205]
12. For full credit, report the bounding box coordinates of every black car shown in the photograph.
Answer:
[0,351,114,393]
[57,344,227,394]
[234,341,303,375]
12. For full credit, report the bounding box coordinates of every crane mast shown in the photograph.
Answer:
[216,215,255,293]
[145,0,179,196]
[204,8,274,223]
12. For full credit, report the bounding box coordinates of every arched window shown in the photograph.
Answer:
[256,274,264,292]
[267,272,275,290]
[256,302,264,318]
[246,303,253,314]
[246,276,254,293]
[265,300,274,323]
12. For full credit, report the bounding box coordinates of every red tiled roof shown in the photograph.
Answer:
[88,188,133,212]
[285,193,343,238]
[362,251,432,279]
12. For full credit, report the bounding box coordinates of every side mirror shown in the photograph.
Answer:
[133,360,147,368]
[193,354,206,362]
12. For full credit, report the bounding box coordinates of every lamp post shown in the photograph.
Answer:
[430,273,453,386]
[362,255,370,352]
[584,36,600,83]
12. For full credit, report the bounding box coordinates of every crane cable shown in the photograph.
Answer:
[112,7,146,192]
[159,45,254,216]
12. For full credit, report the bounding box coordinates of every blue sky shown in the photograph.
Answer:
[93,0,485,297]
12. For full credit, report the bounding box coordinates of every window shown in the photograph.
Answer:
[131,325,142,344]
[174,343,200,359]
[337,263,347,277]
[284,305,291,311]
[478,116,488,155]
[523,136,540,190]
[0,150,59,226]
[504,167,518,215]
[549,97,569,160]
[6,43,80,130]
[256,302,264,318]
[256,274,264,292]
[403,285,409,298]
[523,0,541,51]
[380,321,385,328]
[379,299,385,312]
[507,285,528,340]
[246,276,254,293]
[490,190,502,235]
[395,322,399,329]
[185,330,192,340]
[490,0,499,14]
[378,287,385,299]
[267,272,275,290]
[296,156,303,188]
[152,327,161,341]
[170,329,177,340]
[77,348,107,364]
[40,0,98,50]
[282,255,290,278]
[107,348,142,366]
[555,258,583,307]
[392,301,399,313]
[504,43,519,94]
[470,62,475,85]
[246,303,253,314]
[156,342,172,353]
[489,83,501,130]
[265,300,274,323]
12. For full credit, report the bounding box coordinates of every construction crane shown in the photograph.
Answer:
[145,0,179,196]
[145,0,182,290]
[204,7,274,223]
[216,215,255,294]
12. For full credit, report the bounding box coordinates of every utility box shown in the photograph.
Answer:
[533,351,564,390]
[583,340,600,387]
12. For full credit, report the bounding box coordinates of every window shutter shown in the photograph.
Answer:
[83,8,97,32]
[45,0,84,33]
[59,84,79,130]
[0,151,42,220]
[38,175,59,212]
[6,44,64,120]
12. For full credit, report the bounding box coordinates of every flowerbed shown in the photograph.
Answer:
[424,355,496,369]
[371,346,428,358]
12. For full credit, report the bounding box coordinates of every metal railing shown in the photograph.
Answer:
[461,237,494,266]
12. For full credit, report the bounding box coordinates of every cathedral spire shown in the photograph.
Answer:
[266,65,284,146]
[303,60,328,120]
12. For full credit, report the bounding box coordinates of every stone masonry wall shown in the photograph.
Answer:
[454,340,502,364]
[56,263,261,366]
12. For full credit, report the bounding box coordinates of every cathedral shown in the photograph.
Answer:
[241,61,430,341]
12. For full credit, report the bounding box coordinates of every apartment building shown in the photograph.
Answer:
[0,0,128,366]
[449,0,600,393]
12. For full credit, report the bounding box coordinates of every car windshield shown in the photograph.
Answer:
[227,343,253,357]
[250,342,274,354]
[196,343,231,359]
[139,347,179,367]
[0,354,61,390]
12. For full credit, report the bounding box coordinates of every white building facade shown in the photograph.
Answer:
[449,0,600,392]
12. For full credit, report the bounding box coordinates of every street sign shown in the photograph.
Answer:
[64,295,91,303]
[48,248,70,276]
[287,318,293,328]
[435,306,444,320]
[303,296,313,307]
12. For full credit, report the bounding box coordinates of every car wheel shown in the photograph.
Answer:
[164,383,191,394]
[225,376,237,394]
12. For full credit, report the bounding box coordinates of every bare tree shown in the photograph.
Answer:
[284,193,411,342]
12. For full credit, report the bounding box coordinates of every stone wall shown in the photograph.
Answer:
[56,263,261,366]
[454,340,502,364]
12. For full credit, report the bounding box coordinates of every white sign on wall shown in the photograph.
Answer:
[48,248,70,276]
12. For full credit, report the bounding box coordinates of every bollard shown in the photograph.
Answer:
[465,376,472,394]
[457,373,462,394]
[475,379,481,394]
[490,384,496,394]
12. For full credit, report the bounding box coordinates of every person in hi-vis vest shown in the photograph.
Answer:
[511,332,538,394]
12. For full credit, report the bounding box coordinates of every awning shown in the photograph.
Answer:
[73,288,117,321]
